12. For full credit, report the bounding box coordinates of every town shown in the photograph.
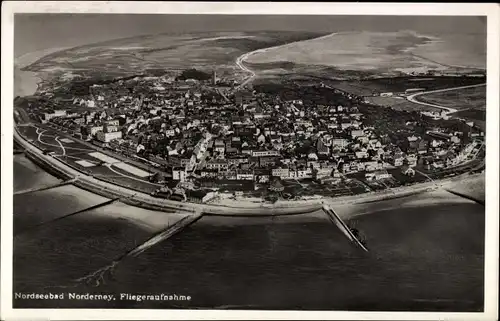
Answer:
[15,68,486,204]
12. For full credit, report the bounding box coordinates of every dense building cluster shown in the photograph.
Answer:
[26,70,485,199]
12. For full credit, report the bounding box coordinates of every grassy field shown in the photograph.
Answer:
[364,96,440,112]
[417,85,486,111]
[25,31,327,75]
[331,77,485,96]
[450,109,486,122]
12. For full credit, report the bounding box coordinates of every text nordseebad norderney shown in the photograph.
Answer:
[14,292,192,302]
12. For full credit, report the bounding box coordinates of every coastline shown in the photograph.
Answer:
[14,47,68,97]
[14,125,483,219]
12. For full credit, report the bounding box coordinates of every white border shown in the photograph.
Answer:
[1,2,499,320]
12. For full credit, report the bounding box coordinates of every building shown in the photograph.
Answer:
[205,159,229,171]
[212,70,217,85]
[402,165,415,177]
[96,130,122,143]
[269,177,284,192]
[427,131,451,141]
[351,130,364,139]
[272,167,290,179]
[331,138,349,148]
[405,154,418,167]
[235,90,253,105]
[252,150,280,157]
[236,171,254,181]
[87,125,104,136]
[43,109,67,123]
[172,168,187,181]
[317,138,330,155]
[365,169,392,181]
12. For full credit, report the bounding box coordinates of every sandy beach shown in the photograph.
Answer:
[14,47,67,97]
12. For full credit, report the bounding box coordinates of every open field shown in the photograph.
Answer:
[451,109,486,122]
[417,85,486,111]
[331,76,486,96]
[24,31,327,76]
[364,96,440,113]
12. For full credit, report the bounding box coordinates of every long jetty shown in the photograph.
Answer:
[14,177,78,196]
[15,197,120,236]
[322,204,369,252]
[75,209,204,287]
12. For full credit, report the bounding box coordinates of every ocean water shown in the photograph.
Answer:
[12,157,485,311]
[13,154,61,192]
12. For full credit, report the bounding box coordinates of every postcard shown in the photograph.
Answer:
[1,2,498,320]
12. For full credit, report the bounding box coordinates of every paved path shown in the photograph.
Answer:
[234,33,337,90]
[406,83,486,115]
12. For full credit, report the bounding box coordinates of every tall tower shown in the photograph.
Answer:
[212,70,217,85]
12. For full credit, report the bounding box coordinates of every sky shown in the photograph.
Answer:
[14,14,486,57]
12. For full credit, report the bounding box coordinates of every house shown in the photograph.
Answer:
[317,138,330,155]
[331,138,349,148]
[355,151,369,159]
[272,167,290,179]
[314,167,333,179]
[390,154,405,167]
[205,159,229,171]
[365,169,392,181]
[351,130,364,139]
[417,140,429,154]
[252,150,280,157]
[269,177,285,192]
[405,154,418,167]
[254,169,270,183]
[172,168,186,181]
[214,139,225,154]
[236,171,254,181]
[259,156,279,168]
[364,160,382,171]
[296,167,313,179]
[401,165,415,177]
[257,133,266,144]
[432,160,445,169]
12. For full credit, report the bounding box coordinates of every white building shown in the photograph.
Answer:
[252,150,280,157]
[96,130,122,143]
[272,168,289,179]
[88,125,104,136]
[365,169,392,181]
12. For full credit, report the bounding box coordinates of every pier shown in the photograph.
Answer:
[322,204,369,252]
[15,197,120,236]
[75,209,204,287]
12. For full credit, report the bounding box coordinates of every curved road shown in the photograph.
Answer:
[234,33,338,90]
[406,83,486,115]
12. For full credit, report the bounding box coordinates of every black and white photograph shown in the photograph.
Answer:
[1,2,499,320]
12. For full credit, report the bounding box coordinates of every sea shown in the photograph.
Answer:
[12,154,485,311]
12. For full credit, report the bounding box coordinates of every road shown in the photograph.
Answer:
[406,83,486,115]
[234,32,338,90]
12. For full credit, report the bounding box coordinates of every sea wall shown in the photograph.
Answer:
[14,126,481,217]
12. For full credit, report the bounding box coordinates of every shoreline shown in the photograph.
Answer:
[14,125,483,218]
[14,47,68,97]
